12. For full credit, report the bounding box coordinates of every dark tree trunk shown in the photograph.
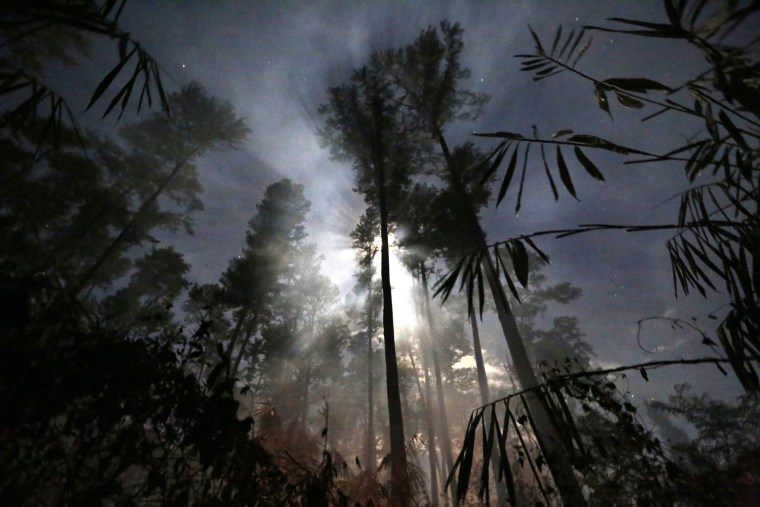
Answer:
[408,352,440,506]
[433,124,587,507]
[365,297,376,470]
[374,117,410,505]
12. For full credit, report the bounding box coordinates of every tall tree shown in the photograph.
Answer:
[320,56,420,504]
[349,208,381,470]
[0,83,246,328]
[219,178,310,382]
[651,384,760,505]
[389,22,586,504]
[1,0,170,143]
[100,246,190,336]
[72,82,248,300]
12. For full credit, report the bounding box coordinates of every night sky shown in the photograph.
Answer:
[70,1,740,403]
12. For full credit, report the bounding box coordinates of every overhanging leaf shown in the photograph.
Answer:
[528,25,545,54]
[718,110,748,149]
[616,92,645,109]
[86,46,137,111]
[574,146,605,181]
[568,134,634,154]
[511,240,530,288]
[603,77,672,92]
[556,146,578,199]
[540,143,559,201]
[594,84,611,116]
[496,146,519,206]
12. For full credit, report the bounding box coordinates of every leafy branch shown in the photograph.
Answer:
[1,0,170,147]
[448,355,760,504]
[471,0,760,391]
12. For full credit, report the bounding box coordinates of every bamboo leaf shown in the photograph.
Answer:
[603,77,672,92]
[521,60,554,71]
[556,146,578,199]
[518,57,546,66]
[479,409,496,498]
[665,0,681,26]
[705,104,720,142]
[86,46,137,111]
[496,247,521,301]
[511,240,530,288]
[540,143,559,201]
[455,410,483,502]
[528,25,544,54]
[550,25,563,56]
[718,110,748,149]
[594,84,611,116]
[474,131,524,140]
[603,17,689,37]
[515,143,530,213]
[433,256,465,302]
[571,35,593,67]
[493,405,516,504]
[534,65,559,76]
[522,235,550,264]
[574,146,605,181]
[568,28,587,59]
[553,128,575,138]
[568,134,634,154]
[616,92,645,109]
[497,146,519,206]
[476,256,485,318]
[478,141,509,185]
[558,27,575,60]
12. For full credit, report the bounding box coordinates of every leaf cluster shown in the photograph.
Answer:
[1,0,170,149]
[451,0,760,391]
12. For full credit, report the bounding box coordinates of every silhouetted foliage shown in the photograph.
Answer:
[441,0,760,392]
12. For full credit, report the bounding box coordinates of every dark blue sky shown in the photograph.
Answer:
[82,1,741,402]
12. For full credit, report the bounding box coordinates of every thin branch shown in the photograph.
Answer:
[478,356,759,412]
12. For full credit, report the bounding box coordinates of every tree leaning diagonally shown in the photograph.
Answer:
[462,0,759,392]
[388,22,587,505]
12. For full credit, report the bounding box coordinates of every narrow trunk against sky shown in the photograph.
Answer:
[230,311,260,379]
[75,156,191,298]
[469,314,490,405]
[225,307,249,359]
[374,134,411,505]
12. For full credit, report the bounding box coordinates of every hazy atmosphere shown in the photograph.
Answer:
[2,1,758,505]
[113,0,734,394]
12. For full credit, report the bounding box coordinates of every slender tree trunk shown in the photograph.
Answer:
[300,361,311,424]
[408,352,440,506]
[225,307,250,358]
[469,314,490,404]
[74,155,192,298]
[230,311,259,378]
[433,124,586,506]
[365,295,377,470]
[419,268,457,503]
[374,118,411,504]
